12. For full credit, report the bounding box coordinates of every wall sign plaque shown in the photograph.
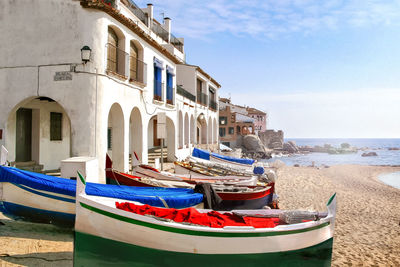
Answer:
[54,71,72,81]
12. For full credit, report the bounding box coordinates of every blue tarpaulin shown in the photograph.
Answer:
[0,166,203,209]
[192,148,255,165]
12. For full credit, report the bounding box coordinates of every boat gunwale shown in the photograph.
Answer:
[79,193,333,237]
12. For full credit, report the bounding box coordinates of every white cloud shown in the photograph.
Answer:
[134,0,400,39]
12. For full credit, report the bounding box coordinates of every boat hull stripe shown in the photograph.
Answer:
[74,231,333,266]
[80,202,330,237]
[13,183,75,203]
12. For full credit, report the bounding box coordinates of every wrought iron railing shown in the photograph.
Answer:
[209,99,217,110]
[152,21,169,43]
[166,85,174,105]
[154,80,164,101]
[125,0,148,25]
[197,91,208,106]
[170,33,184,53]
[106,43,128,77]
[129,56,147,84]
[152,21,184,53]
[177,85,196,102]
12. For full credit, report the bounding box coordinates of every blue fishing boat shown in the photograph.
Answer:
[0,166,203,227]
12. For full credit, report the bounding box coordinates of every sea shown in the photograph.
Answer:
[264,138,400,189]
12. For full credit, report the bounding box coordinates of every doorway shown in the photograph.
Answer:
[15,108,32,162]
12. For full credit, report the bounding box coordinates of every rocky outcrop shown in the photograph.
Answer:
[241,135,271,159]
[258,130,284,149]
[361,152,378,157]
[283,141,300,153]
[299,143,357,154]
[243,135,266,152]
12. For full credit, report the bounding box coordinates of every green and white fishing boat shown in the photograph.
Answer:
[74,172,337,266]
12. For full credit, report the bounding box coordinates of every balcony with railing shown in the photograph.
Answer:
[129,56,147,85]
[151,21,184,53]
[166,85,174,105]
[152,21,169,43]
[209,99,217,111]
[177,85,196,102]
[154,80,164,101]
[106,43,128,79]
[197,91,208,106]
[170,33,184,53]
[125,0,148,25]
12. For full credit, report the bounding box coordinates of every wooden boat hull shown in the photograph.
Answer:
[74,175,337,266]
[107,169,274,210]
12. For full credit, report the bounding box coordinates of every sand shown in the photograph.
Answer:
[1,164,400,266]
[276,165,400,266]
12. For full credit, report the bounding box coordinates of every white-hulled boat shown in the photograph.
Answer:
[74,171,337,266]
[0,166,203,227]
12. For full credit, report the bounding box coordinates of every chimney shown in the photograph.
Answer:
[145,4,153,27]
[164,17,171,43]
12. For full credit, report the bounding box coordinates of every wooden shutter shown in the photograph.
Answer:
[107,28,118,72]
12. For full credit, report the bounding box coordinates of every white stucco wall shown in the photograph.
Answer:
[0,0,220,180]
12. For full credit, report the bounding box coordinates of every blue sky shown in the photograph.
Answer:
[136,0,400,138]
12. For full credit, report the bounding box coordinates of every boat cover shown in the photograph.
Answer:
[0,166,203,209]
[192,148,255,165]
[116,202,280,228]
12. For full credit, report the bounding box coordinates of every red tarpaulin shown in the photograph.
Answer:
[116,202,280,228]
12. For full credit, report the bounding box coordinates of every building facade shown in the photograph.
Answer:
[0,0,219,182]
[246,107,267,135]
[218,98,254,148]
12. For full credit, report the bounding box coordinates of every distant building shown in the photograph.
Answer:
[246,107,267,134]
[218,98,255,148]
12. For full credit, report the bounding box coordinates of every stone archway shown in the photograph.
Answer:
[190,114,195,145]
[184,113,189,147]
[208,117,212,145]
[107,103,125,172]
[213,118,218,143]
[197,114,207,144]
[6,96,71,171]
[129,107,143,164]
[178,111,183,149]
[147,114,176,162]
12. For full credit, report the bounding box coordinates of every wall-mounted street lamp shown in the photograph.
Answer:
[81,46,92,63]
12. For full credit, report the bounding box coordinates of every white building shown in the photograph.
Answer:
[0,0,220,182]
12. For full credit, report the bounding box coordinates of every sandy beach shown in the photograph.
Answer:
[1,164,399,266]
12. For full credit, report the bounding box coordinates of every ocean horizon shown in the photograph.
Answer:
[265,138,400,166]
[264,138,400,189]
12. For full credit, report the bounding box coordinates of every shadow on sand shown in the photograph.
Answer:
[0,216,73,242]
[0,251,72,266]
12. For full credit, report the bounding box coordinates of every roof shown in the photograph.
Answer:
[181,64,221,88]
[246,107,266,115]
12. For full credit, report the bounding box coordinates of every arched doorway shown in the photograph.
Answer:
[147,114,176,163]
[6,97,71,171]
[190,114,195,145]
[208,117,212,145]
[184,113,189,147]
[129,107,143,165]
[107,103,125,172]
[197,114,207,144]
[178,111,183,149]
[213,118,218,143]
